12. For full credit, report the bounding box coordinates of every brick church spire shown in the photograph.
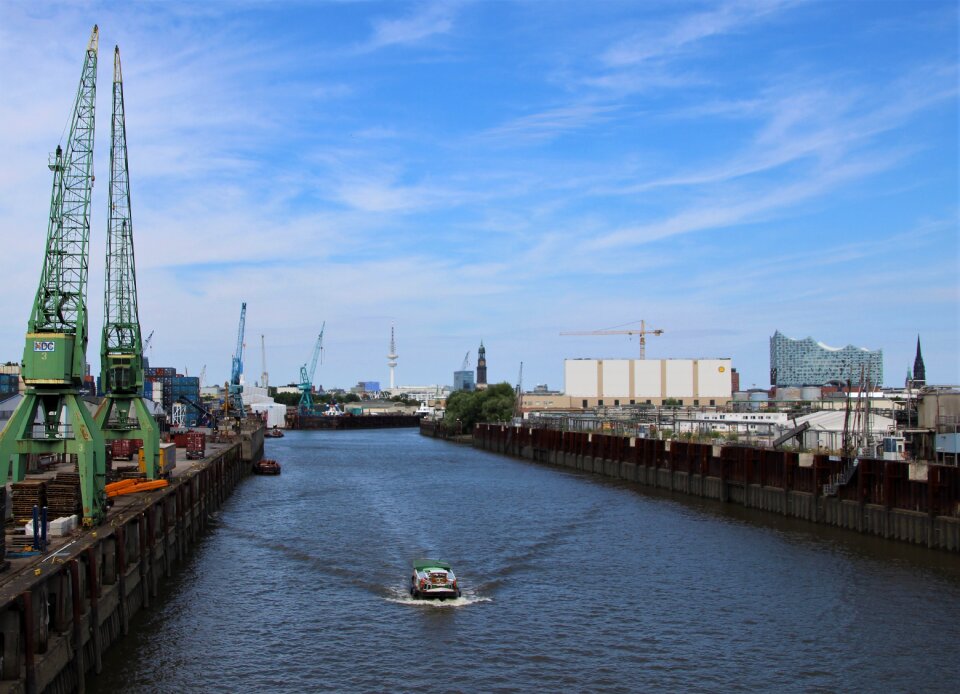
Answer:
[912,335,926,386]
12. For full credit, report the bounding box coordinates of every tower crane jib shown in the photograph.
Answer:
[560,320,664,360]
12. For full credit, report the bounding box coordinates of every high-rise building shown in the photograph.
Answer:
[476,341,487,390]
[912,336,926,387]
[453,370,475,392]
[769,330,883,387]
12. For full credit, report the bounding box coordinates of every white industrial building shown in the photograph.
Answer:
[380,384,452,404]
[564,358,733,408]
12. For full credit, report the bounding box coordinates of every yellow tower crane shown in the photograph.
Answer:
[560,320,664,359]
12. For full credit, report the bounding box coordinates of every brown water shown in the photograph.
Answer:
[89,429,960,693]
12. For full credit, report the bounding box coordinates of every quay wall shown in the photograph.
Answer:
[418,419,469,443]
[471,424,960,553]
[0,427,261,694]
[292,414,421,430]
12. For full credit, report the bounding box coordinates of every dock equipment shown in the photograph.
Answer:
[178,395,218,428]
[0,27,108,526]
[561,319,664,360]
[298,322,325,415]
[772,421,811,449]
[227,302,247,419]
[93,46,162,480]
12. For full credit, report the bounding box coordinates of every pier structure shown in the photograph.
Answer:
[0,421,263,694]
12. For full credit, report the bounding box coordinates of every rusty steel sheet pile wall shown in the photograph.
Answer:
[472,423,960,552]
[0,443,248,694]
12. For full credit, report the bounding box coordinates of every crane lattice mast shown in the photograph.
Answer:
[0,27,108,525]
[93,46,162,479]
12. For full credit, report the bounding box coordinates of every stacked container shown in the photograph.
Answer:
[0,373,19,397]
[185,431,206,459]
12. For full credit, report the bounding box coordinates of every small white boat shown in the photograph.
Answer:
[410,559,461,600]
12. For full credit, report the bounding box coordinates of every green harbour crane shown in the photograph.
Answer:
[0,27,107,525]
[93,46,161,479]
[298,323,325,414]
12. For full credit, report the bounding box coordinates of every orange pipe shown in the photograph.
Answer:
[108,480,169,498]
[105,479,138,493]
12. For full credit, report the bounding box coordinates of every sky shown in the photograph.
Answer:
[0,0,956,392]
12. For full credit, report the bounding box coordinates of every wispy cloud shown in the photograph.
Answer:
[586,151,910,250]
[480,104,620,143]
[602,0,795,67]
[604,65,957,195]
[358,3,457,53]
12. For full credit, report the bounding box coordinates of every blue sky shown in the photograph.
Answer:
[0,0,956,391]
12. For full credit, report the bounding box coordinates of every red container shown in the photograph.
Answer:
[185,431,206,460]
[111,439,133,460]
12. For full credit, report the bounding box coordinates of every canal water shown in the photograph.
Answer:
[91,429,960,693]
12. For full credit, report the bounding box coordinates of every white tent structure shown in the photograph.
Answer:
[792,409,895,452]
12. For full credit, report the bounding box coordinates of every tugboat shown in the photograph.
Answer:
[252,458,281,475]
[264,427,284,438]
[410,559,461,600]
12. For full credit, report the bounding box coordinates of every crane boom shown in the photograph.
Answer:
[232,303,246,385]
[560,320,664,359]
[93,45,162,479]
[102,46,141,362]
[142,329,154,355]
[0,26,108,525]
[310,322,325,383]
[29,28,100,345]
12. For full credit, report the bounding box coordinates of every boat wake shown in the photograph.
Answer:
[384,587,491,608]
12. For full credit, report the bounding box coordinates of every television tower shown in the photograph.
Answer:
[387,324,398,389]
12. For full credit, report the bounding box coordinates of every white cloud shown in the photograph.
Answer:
[480,104,620,144]
[359,3,456,52]
[602,0,795,67]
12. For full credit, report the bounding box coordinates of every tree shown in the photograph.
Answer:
[273,391,300,406]
[443,382,515,434]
